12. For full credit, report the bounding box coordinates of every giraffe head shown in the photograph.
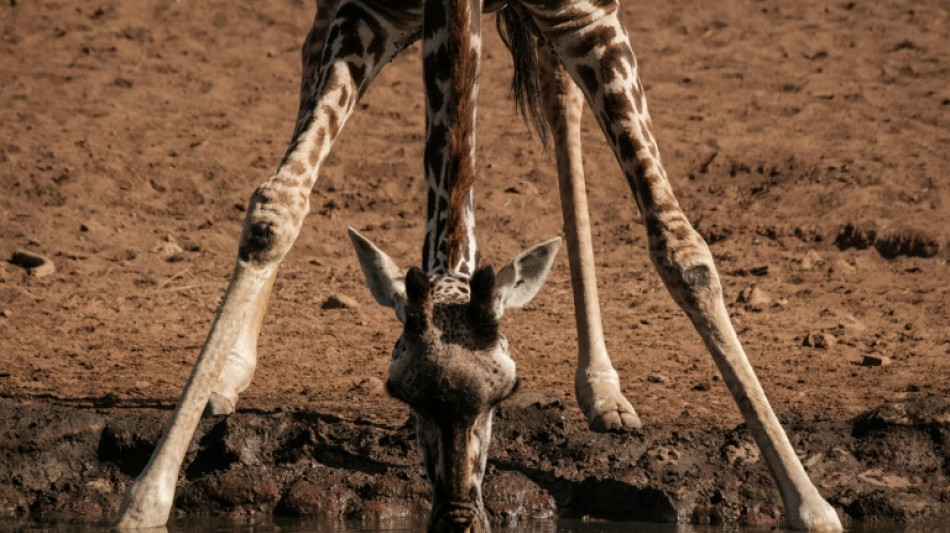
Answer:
[348,228,560,532]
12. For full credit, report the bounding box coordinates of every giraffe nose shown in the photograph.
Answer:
[432,501,482,533]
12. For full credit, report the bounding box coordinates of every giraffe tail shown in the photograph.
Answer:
[496,6,550,150]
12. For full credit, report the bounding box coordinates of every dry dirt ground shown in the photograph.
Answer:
[1,0,949,526]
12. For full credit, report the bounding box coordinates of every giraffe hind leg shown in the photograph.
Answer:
[519,1,841,530]
[538,44,640,432]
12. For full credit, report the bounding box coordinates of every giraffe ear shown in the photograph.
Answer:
[493,236,561,319]
[347,227,408,322]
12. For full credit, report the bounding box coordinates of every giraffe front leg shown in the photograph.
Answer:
[538,45,640,432]
[115,2,422,528]
[522,1,841,530]
[205,269,276,416]
[206,0,339,417]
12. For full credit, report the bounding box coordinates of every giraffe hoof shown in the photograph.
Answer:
[577,372,642,432]
[786,497,843,532]
[589,406,642,432]
[203,392,236,417]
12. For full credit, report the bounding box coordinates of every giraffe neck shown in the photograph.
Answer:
[421,0,482,278]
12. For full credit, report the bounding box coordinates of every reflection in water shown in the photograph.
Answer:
[3,517,948,533]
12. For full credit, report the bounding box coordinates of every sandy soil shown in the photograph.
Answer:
[1,0,949,435]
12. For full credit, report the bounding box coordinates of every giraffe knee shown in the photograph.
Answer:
[651,246,722,310]
[677,262,723,307]
[684,264,713,292]
[239,219,285,264]
[238,190,303,265]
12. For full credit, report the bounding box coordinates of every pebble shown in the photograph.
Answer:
[862,355,892,367]
[10,250,56,278]
[647,374,669,384]
[830,259,857,276]
[800,249,822,270]
[150,237,184,261]
[737,285,771,310]
[322,294,360,310]
[803,332,837,350]
[0,309,10,318]
[350,377,384,394]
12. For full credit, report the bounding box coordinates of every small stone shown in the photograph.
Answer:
[862,355,892,367]
[322,294,360,310]
[691,382,711,391]
[150,237,184,260]
[737,285,771,309]
[350,376,384,393]
[830,259,857,276]
[803,332,837,350]
[503,181,539,195]
[0,309,10,318]
[647,374,669,384]
[837,313,867,332]
[800,249,822,269]
[10,250,56,278]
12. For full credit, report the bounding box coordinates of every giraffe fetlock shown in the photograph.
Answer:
[205,339,256,417]
[575,366,642,431]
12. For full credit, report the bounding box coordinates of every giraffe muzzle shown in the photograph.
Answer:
[431,500,485,533]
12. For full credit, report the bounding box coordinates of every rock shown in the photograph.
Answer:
[150,236,184,261]
[503,181,539,196]
[10,250,56,278]
[835,312,867,332]
[800,249,822,270]
[861,355,892,367]
[647,374,669,384]
[722,441,760,466]
[0,309,9,318]
[737,285,771,310]
[830,259,857,276]
[803,332,837,350]
[322,294,360,310]
[350,376,384,394]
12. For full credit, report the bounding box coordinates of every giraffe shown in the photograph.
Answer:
[114,0,843,531]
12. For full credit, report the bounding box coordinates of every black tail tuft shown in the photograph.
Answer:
[496,7,550,151]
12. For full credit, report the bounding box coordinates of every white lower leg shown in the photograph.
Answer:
[207,270,277,416]
[697,297,840,531]
[115,262,276,529]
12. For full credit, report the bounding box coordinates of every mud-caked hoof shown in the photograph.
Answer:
[786,498,843,532]
[577,376,642,432]
[203,392,236,418]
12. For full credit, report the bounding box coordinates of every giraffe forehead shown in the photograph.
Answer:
[429,274,471,304]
